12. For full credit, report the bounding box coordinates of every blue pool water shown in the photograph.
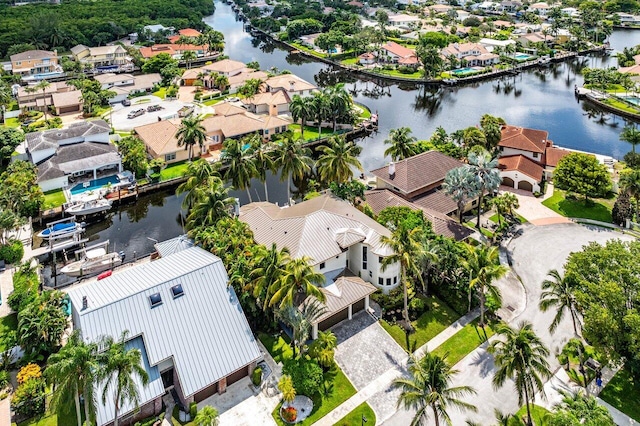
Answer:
[70,175,120,195]
[515,54,534,60]
[33,71,64,79]
[452,67,477,75]
[623,96,640,106]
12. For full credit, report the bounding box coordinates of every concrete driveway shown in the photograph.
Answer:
[110,96,195,131]
[500,186,570,226]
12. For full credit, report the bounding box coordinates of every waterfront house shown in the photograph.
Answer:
[299,33,322,48]
[202,58,247,77]
[180,59,269,93]
[427,4,453,15]
[65,241,262,426]
[358,53,376,65]
[139,43,207,61]
[441,42,500,66]
[264,74,317,97]
[24,120,121,191]
[10,49,59,77]
[516,32,548,47]
[94,73,162,104]
[500,0,522,13]
[387,14,422,29]
[134,119,190,164]
[378,41,419,66]
[241,89,291,115]
[71,44,129,69]
[239,194,400,336]
[370,150,477,217]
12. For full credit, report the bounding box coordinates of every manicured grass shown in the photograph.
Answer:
[289,123,342,141]
[159,161,189,181]
[3,117,20,128]
[603,97,640,114]
[488,213,527,224]
[432,320,495,366]
[258,332,293,364]
[599,367,640,422]
[0,313,18,351]
[14,408,77,426]
[380,296,459,351]
[509,404,551,426]
[334,402,376,426]
[340,57,358,65]
[153,87,168,99]
[355,103,371,119]
[372,68,422,79]
[542,189,613,223]
[42,189,67,210]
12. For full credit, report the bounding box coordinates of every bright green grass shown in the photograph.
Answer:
[432,320,494,366]
[341,58,358,65]
[0,313,18,351]
[599,367,640,422]
[380,296,459,351]
[509,404,551,425]
[289,124,340,141]
[3,117,20,128]
[153,87,168,99]
[14,407,77,426]
[355,103,371,119]
[488,213,528,224]
[42,189,66,210]
[258,332,293,364]
[373,68,422,79]
[334,402,376,426]
[542,189,613,223]
[159,161,189,181]
[603,97,640,114]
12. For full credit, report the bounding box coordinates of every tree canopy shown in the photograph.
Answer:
[553,152,611,200]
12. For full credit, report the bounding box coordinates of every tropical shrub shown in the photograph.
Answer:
[612,192,633,225]
[12,377,45,417]
[283,358,323,396]
[0,370,9,388]
[189,402,197,419]
[278,375,296,403]
[17,363,42,384]
[408,297,427,318]
[251,366,263,386]
[281,406,297,423]
[0,239,23,264]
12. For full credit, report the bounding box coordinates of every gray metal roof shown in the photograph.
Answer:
[154,235,193,258]
[25,119,110,152]
[66,246,261,425]
[36,142,120,181]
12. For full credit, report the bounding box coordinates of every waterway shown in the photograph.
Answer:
[43,2,640,283]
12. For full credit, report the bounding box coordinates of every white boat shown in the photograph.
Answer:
[60,247,124,277]
[65,198,112,215]
[37,221,84,239]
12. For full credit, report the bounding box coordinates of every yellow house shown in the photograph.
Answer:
[71,44,128,68]
[10,50,59,76]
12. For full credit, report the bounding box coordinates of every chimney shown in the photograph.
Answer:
[289,80,295,92]
[388,162,396,178]
[82,296,88,310]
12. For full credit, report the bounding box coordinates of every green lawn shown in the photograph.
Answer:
[432,320,495,366]
[289,124,342,141]
[355,103,371,119]
[599,367,640,422]
[153,87,168,99]
[373,68,422,79]
[14,407,76,426]
[542,189,613,223]
[603,97,640,114]
[3,117,20,128]
[258,332,293,364]
[0,314,18,351]
[488,213,527,224]
[334,402,376,426]
[340,58,358,66]
[380,296,459,351]
[42,189,67,210]
[509,405,551,426]
[159,161,189,181]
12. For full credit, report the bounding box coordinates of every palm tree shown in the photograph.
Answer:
[176,115,207,162]
[276,299,326,357]
[273,133,313,204]
[176,159,220,209]
[443,166,479,223]
[311,91,329,136]
[539,269,581,336]
[221,138,257,202]
[489,321,552,426]
[324,84,352,131]
[289,95,314,138]
[251,243,291,311]
[37,80,50,120]
[620,125,640,154]
[461,244,508,327]
[467,149,501,229]
[194,406,219,426]
[0,83,12,125]
[316,136,363,184]
[181,50,197,70]
[248,133,275,202]
[269,256,326,309]
[619,169,640,219]
[45,330,99,426]
[99,331,150,426]
[381,226,425,323]
[186,177,235,228]
[394,352,477,426]
[384,127,418,161]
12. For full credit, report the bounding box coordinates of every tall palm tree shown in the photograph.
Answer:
[181,50,197,70]
[248,133,275,202]
[221,138,257,202]
[269,256,326,309]
[186,176,235,228]
[467,149,501,229]
[194,406,219,426]
[443,166,479,223]
[99,331,150,426]
[316,135,363,184]
[394,352,477,426]
[619,169,640,219]
[381,226,425,323]
[45,330,99,426]
[176,159,220,209]
[311,91,329,136]
[37,80,50,120]
[251,243,291,311]
[539,269,581,336]
[176,115,207,162]
[620,125,640,154]
[461,244,508,327]
[273,133,313,204]
[489,321,552,426]
[384,127,418,161]
[289,95,315,138]
[0,83,12,125]
[276,299,326,357]
[324,83,352,131]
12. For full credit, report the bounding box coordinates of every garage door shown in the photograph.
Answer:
[59,105,80,114]
[518,180,533,191]
[194,382,218,402]
[319,307,349,331]
[227,366,248,386]
[353,298,365,313]
[502,177,515,188]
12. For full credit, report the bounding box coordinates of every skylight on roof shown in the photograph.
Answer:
[149,292,163,308]
[171,284,184,299]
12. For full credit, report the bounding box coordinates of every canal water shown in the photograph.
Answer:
[43,2,640,284]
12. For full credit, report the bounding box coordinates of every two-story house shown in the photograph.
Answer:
[378,41,419,67]
[264,74,317,98]
[239,194,400,337]
[71,44,129,69]
[10,50,59,77]
[441,42,500,67]
[94,73,162,104]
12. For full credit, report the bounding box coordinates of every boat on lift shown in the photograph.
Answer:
[65,198,112,216]
[60,244,125,277]
[37,221,85,239]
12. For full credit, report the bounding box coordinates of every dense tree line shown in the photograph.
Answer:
[0,0,214,59]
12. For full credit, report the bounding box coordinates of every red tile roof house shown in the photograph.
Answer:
[378,41,420,67]
[497,125,571,192]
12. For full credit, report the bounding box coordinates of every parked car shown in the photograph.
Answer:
[226,97,240,103]
[147,105,163,112]
[127,109,145,119]
[122,99,131,107]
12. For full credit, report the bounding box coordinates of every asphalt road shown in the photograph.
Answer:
[110,95,195,131]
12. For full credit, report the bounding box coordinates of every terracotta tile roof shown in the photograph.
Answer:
[202,112,290,138]
[370,150,464,194]
[242,90,291,106]
[544,147,571,167]
[364,189,473,241]
[381,41,417,59]
[499,125,548,153]
[178,28,202,37]
[498,155,544,181]
[139,43,206,59]
[134,119,181,156]
[228,70,269,87]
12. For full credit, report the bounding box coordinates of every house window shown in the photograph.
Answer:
[379,256,383,263]
[378,277,383,285]
[149,293,163,308]
[533,152,539,158]
[499,146,504,151]
[319,262,325,270]
[346,259,349,268]
[265,129,269,135]
[472,200,477,206]
[394,276,398,284]
[362,246,367,270]
[211,135,219,142]
[165,152,176,162]
[386,278,391,286]
[369,271,372,278]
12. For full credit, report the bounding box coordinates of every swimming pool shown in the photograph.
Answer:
[452,67,477,75]
[515,54,535,60]
[623,96,640,106]
[70,175,120,195]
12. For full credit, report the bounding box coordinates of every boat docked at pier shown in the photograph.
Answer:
[60,241,125,277]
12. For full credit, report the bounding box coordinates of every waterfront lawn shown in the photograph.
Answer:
[542,189,613,223]
[603,97,640,114]
[0,313,18,351]
[341,58,358,66]
[380,296,459,351]
[334,402,376,426]
[510,405,550,426]
[159,161,189,181]
[43,189,67,210]
[599,367,640,422]
[289,123,339,141]
[373,68,422,79]
[431,320,495,366]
